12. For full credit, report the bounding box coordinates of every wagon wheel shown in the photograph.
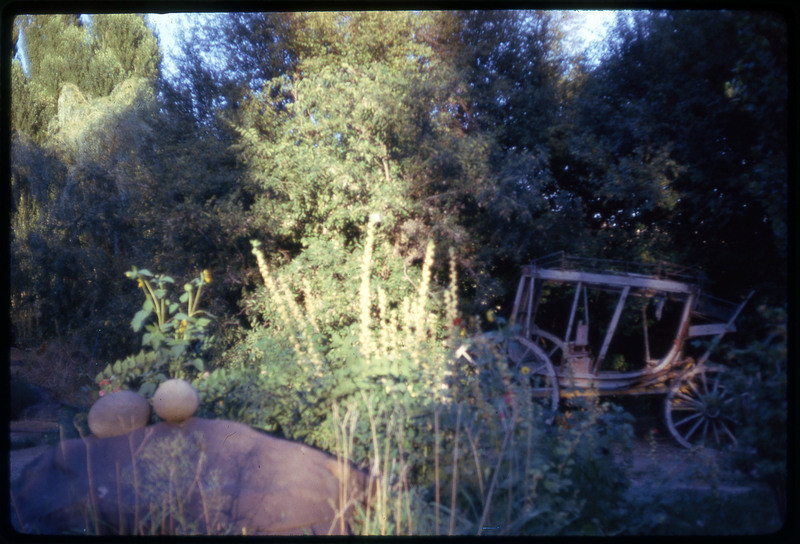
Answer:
[664,364,737,449]
[529,327,565,367]
[507,336,559,412]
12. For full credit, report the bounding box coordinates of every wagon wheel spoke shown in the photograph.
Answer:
[678,416,700,443]
[673,411,703,429]
[686,379,705,399]
[674,391,706,410]
[664,365,737,449]
[527,360,550,375]
[719,420,737,443]
[712,420,720,445]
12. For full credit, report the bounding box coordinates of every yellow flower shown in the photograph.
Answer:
[203,269,212,284]
[136,278,144,289]
[179,320,188,334]
[486,310,495,323]
[521,365,531,375]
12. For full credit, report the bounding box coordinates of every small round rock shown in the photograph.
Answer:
[88,390,151,438]
[152,379,199,423]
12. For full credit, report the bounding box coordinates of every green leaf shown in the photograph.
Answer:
[138,382,156,398]
[179,292,190,303]
[188,358,205,372]
[171,343,187,358]
[132,308,152,332]
[138,269,153,277]
[169,302,179,313]
[113,360,122,375]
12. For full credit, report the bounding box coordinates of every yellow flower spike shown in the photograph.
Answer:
[203,269,212,284]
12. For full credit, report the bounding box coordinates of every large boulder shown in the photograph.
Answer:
[10,418,373,535]
[87,390,151,438]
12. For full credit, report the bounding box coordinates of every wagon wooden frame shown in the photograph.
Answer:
[507,252,752,449]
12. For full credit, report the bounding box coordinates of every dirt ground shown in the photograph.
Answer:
[618,397,754,486]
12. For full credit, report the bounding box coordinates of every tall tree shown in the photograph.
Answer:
[10,14,165,353]
[168,12,295,128]
[555,10,787,303]
[12,14,160,142]
[232,11,482,325]
[420,10,588,307]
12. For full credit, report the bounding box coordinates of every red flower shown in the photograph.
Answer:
[504,391,513,405]
[453,317,463,326]
[99,379,110,386]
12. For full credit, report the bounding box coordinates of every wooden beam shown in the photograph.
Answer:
[522,267,695,295]
[593,285,630,373]
[564,282,582,345]
[688,323,737,337]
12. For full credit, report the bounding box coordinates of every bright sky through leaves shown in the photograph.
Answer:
[146,11,617,81]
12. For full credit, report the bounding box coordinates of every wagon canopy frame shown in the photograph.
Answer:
[510,252,752,395]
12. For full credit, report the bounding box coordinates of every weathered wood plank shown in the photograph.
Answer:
[522,267,695,294]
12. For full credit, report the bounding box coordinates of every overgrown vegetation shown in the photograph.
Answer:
[724,305,788,523]
[9,9,787,536]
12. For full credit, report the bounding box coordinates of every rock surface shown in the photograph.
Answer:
[10,418,372,535]
[152,379,199,422]
[88,390,151,438]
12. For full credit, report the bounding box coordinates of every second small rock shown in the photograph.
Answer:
[152,379,200,423]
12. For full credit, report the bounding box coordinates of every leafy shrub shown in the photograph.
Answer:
[226,221,635,535]
[723,304,787,522]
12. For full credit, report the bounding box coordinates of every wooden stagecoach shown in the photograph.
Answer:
[506,252,752,449]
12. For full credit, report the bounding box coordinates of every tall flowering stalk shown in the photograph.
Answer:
[250,240,323,373]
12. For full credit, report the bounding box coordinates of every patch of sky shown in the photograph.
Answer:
[147,10,622,87]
